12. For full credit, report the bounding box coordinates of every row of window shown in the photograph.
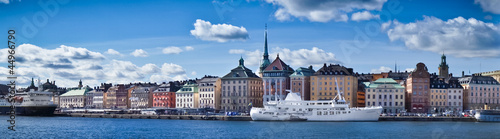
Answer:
[367,94,404,100]
[431,101,461,106]
[367,89,404,93]
[431,90,462,93]
[222,99,247,104]
[470,87,500,91]
[222,80,261,85]
[367,101,403,107]
[312,87,350,91]
[312,77,350,80]
[470,92,500,97]
[431,95,462,100]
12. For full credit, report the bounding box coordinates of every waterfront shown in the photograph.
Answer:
[1,116,500,138]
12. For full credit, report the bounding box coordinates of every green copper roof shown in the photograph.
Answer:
[290,67,315,77]
[176,82,198,94]
[366,78,404,89]
[61,89,88,96]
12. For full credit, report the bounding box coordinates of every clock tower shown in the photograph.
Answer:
[438,53,449,78]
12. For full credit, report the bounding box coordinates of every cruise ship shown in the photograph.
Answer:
[0,88,57,116]
[250,78,383,121]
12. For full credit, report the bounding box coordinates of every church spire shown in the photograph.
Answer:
[263,24,269,60]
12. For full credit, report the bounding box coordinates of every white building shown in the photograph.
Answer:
[130,86,156,109]
[176,82,199,108]
[459,75,500,110]
[365,78,405,114]
[197,76,221,110]
[59,88,89,109]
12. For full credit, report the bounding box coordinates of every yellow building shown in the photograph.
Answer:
[310,64,358,107]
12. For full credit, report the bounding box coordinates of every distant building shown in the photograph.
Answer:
[262,54,294,103]
[290,66,315,100]
[104,86,117,109]
[365,78,405,114]
[480,70,500,83]
[406,63,431,113]
[197,76,221,110]
[176,81,199,108]
[459,75,500,110]
[152,82,181,108]
[59,87,90,109]
[221,57,263,112]
[310,64,358,107]
[447,77,464,114]
[130,86,157,109]
[429,76,448,113]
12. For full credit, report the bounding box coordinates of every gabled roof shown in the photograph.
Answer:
[263,55,294,72]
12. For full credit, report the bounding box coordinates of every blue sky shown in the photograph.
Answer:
[0,0,499,87]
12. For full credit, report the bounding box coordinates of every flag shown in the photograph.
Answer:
[248,102,252,106]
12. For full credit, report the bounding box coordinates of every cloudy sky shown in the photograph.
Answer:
[0,0,499,87]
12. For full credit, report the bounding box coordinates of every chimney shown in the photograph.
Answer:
[462,71,465,77]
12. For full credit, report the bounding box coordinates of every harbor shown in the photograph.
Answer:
[60,113,476,122]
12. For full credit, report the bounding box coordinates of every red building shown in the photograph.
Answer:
[152,82,181,108]
[152,91,175,108]
[406,63,431,113]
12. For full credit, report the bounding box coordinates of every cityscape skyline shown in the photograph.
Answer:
[1,0,499,87]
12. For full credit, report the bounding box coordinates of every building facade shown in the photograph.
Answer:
[430,77,448,113]
[406,63,431,113]
[310,64,358,107]
[152,82,181,108]
[262,55,294,103]
[221,57,263,112]
[130,86,156,109]
[59,88,90,109]
[480,70,500,83]
[459,75,500,110]
[365,78,405,114]
[176,81,199,108]
[105,86,117,109]
[197,76,221,110]
[290,66,315,100]
[447,78,463,114]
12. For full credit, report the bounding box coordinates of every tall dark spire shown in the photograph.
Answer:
[239,56,244,66]
[263,24,269,60]
[30,78,35,87]
[259,24,271,73]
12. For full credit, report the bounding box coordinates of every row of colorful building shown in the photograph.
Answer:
[15,29,500,114]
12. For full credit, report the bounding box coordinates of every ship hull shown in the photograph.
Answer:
[475,110,500,122]
[251,107,383,122]
[0,105,57,116]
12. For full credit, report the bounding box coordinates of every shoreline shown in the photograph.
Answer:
[54,113,477,122]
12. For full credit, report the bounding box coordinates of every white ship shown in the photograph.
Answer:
[1,88,57,116]
[475,110,500,122]
[250,77,383,121]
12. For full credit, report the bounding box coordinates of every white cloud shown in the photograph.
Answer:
[131,49,148,57]
[162,46,183,54]
[370,66,392,73]
[228,49,246,54]
[105,49,121,55]
[351,11,380,21]
[484,15,493,20]
[387,16,500,58]
[475,0,500,14]
[229,47,341,68]
[190,19,249,42]
[0,0,9,4]
[185,46,194,51]
[265,0,387,22]
[381,21,392,31]
[191,71,197,76]
[0,44,189,87]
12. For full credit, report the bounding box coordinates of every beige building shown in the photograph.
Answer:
[365,78,405,114]
[221,57,263,112]
[310,64,358,107]
[176,81,199,108]
[459,75,500,110]
[197,76,221,110]
[59,88,90,109]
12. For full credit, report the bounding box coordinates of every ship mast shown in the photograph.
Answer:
[334,77,345,103]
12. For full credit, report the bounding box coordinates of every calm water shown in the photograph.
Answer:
[1,116,500,138]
